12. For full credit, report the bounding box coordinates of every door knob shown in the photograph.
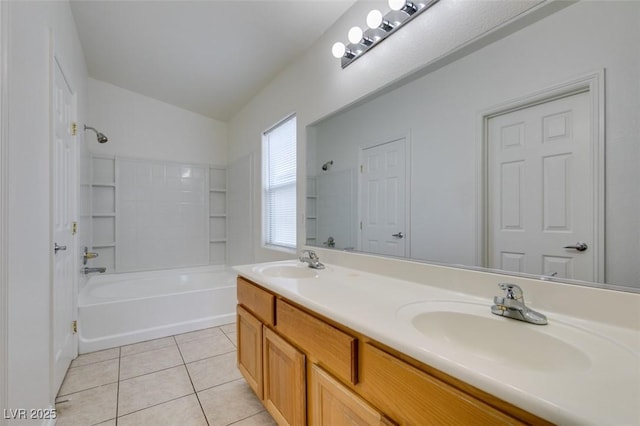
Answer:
[392,232,404,239]
[563,242,588,252]
[54,243,67,253]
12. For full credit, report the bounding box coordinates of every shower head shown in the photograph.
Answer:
[322,160,333,171]
[84,125,109,143]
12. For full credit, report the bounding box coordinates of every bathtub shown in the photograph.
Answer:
[78,265,236,353]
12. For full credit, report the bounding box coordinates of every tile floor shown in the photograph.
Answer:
[55,324,276,426]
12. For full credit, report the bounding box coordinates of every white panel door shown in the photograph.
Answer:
[361,138,406,257]
[488,91,595,280]
[52,57,77,394]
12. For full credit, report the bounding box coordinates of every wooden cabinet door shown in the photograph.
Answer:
[263,327,306,425]
[310,364,394,426]
[237,305,263,399]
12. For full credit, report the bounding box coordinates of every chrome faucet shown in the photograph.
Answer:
[491,283,547,325]
[299,249,325,270]
[83,267,106,274]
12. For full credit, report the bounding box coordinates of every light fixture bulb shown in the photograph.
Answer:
[388,0,406,11]
[348,26,363,44]
[366,9,383,29]
[331,42,346,59]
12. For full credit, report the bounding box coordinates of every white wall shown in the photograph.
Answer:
[310,1,640,288]
[6,0,88,423]
[87,78,227,165]
[227,0,550,263]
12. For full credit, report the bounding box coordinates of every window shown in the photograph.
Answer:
[263,115,296,250]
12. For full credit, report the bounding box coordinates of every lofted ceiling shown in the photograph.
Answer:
[70,0,356,121]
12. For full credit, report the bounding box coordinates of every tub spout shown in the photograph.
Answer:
[83,267,106,274]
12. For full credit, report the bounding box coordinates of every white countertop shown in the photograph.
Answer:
[234,259,640,425]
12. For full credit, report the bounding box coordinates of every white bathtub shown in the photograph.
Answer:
[78,265,236,353]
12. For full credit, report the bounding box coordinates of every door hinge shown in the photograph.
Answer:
[71,122,77,136]
[360,164,363,173]
[72,320,77,334]
[72,221,78,235]
[360,221,362,230]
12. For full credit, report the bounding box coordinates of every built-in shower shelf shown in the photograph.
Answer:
[209,166,227,265]
[306,176,317,248]
[90,155,117,272]
[93,242,116,248]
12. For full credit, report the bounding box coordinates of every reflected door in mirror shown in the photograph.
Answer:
[361,138,407,257]
[488,91,596,281]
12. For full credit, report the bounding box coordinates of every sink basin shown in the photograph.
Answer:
[397,301,592,373]
[255,262,319,279]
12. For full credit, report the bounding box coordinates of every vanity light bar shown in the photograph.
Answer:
[332,0,440,68]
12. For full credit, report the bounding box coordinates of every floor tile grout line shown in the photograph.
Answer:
[185,348,238,366]
[174,327,230,346]
[222,332,236,347]
[116,391,196,420]
[120,341,177,359]
[68,338,178,365]
[119,362,187,383]
[64,356,119,375]
[69,355,120,370]
[56,380,120,398]
[173,334,211,426]
[196,377,245,394]
[226,409,269,425]
[119,341,179,360]
[115,346,121,426]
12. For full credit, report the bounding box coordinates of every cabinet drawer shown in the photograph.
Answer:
[359,343,523,425]
[276,299,357,385]
[237,277,275,326]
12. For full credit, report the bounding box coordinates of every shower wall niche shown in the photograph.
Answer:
[209,166,227,264]
[90,156,117,270]
[89,156,227,272]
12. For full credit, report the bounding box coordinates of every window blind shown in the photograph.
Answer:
[263,115,296,249]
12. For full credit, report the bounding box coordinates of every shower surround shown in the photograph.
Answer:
[89,156,227,273]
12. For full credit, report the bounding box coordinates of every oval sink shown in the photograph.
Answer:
[397,301,592,373]
[256,263,319,279]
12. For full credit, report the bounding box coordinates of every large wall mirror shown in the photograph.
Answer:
[305,1,639,292]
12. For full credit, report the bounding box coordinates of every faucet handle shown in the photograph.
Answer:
[301,249,318,259]
[498,283,523,301]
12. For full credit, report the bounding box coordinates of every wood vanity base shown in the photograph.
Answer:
[236,276,553,426]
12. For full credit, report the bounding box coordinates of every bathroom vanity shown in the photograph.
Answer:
[234,253,640,425]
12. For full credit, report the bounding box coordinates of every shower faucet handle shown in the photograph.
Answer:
[83,246,99,265]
